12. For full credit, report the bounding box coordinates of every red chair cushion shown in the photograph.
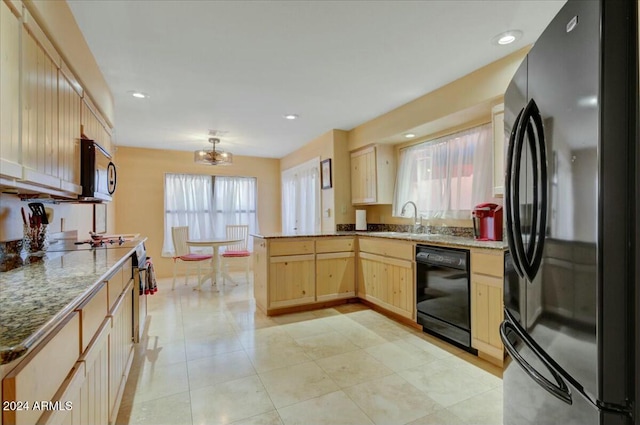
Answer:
[176,253,212,261]
[222,250,250,257]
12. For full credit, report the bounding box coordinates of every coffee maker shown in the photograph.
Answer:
[472,203,503,241]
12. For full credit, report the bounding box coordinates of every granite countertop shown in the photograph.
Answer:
[0,240,145,365]
[251,231,507,250]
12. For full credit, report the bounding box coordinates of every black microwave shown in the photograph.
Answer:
[80,139,116,201]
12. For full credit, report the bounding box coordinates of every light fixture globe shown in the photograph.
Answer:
[194,138,233,165]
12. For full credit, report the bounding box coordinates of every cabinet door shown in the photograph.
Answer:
[81,98,112,156]
[108,283,134,424]
[58,64,82,194]
[492,103,505,197]
[471,273,504,359]
[358,253,380,299]
[0,1,22,179]
[252,238,268,311]
[316,252,355,301]
[269,254,315,308]
[351,147,376,204]
[79,320,109,425]
[21,23,61,190]
[358,252,413,319]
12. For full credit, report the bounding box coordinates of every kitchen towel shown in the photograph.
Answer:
[356,210,367,231]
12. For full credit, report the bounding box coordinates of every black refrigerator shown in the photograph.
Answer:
[501,1,638,424]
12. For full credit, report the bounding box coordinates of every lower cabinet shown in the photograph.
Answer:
[254,236,356,313]
[315,236,356,302]
[470,249,505,364]
[358,251,414,320]
[39,319,110,425]
[316,252,355,301]
[108,282,134,424]
[269,254,315,308]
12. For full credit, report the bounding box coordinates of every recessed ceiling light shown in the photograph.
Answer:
[284,114,299,120]
[130,91,148,99]
[404,133,416,138]
[492,30,523,46]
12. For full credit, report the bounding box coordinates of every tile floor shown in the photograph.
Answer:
[116,273,503,425]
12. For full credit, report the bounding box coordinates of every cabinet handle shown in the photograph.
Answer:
[302,290,306,295]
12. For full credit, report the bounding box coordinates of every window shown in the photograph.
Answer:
[393,124,494,219]
[162,174,258,256]
[281,158,320,234]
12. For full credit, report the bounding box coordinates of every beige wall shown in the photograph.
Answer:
[347,47,529,151]
[114,146,281,278]
[279,129,354,232]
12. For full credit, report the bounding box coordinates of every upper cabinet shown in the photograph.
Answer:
[0,0,22,179]
[350,144,395,205]
[81,96,113,156]
[492,103,505,197]
[0,1,112,198]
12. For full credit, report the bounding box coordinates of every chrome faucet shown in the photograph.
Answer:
[400,201,420,233]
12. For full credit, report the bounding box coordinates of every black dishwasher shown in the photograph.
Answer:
[416,245,476,353]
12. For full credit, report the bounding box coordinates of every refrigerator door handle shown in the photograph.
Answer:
[508,98,548,282]
[505,107,526,277]
[526,99,548,278]
[500,318,573,405]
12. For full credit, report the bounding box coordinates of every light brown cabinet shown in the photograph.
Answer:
[0,2,110,197]
[315,237,355,301]
[254,237,357,313]
[21,12,61,191]
[81,97,113,156]
[0,0,22,180]
[357,237,414,320]
[470,248,505,364]
[253,237,268,312]
[350,145,395,205]
[267,238,316,309]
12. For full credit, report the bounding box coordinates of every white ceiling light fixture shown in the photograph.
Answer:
[492,30,523,46]
[130,91,149,99]
[194,133,233,165]
[283,114,299,120]
[404,133,416,138]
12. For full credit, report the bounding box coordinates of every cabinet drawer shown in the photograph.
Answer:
[316,237,355,253]
[269,239,314,256]
[76,284,107,353]
[359,238,413,260]
[106,266,123,312]
[471,250,504,277]
[2,313,80,425]
[121,257,132,283]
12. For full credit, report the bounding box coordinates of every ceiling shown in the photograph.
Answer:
[67,0,565,159]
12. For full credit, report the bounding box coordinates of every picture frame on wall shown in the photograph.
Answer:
[93,203,107,234]
[321,158,332,189]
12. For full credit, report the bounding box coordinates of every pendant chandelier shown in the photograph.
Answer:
[194,137,233,165]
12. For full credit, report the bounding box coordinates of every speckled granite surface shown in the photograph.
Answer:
[251,231,507,250]
[0,242,143,364]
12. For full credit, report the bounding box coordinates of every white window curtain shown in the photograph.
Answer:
[163,174,259,256]
[162,173,214,256]
[393,123,493,219]
[213,176,258,250]
[281,157,321,234]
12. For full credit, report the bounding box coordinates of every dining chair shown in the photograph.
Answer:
[221,224,251,284]
[171,226,212,289]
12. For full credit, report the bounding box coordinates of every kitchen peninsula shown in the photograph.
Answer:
[0,238,147,425]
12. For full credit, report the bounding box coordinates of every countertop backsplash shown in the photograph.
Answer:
[336,223,474,238]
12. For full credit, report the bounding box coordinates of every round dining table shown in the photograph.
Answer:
[186,237,242,290]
